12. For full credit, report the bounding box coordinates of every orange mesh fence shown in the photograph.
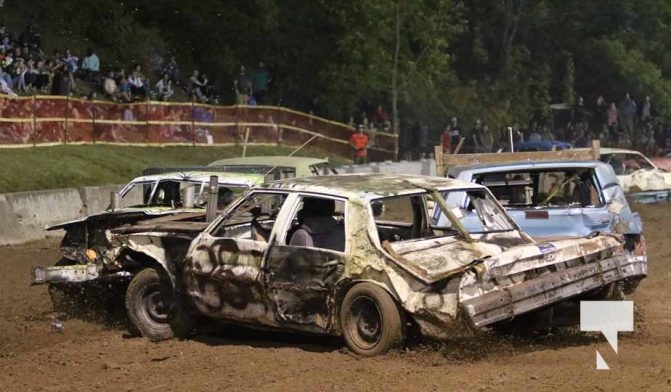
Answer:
[0,95,397,160]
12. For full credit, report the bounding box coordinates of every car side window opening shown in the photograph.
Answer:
[600,153,655,175]
[286,196,346,252]
[372,194,429,242]
[150,180,181,206]
[213,192,288,240]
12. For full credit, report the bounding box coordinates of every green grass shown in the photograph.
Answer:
[0,144,349,193]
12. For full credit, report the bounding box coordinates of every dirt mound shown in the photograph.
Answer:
[1,204,671,391]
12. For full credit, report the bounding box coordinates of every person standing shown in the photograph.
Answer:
[618,93,636,137]
[641,96,652,124]
[479,124,494,153]
[234,65,252,105]
[607,102,618,140]
[350,124,369,164]
[250,62,270,105]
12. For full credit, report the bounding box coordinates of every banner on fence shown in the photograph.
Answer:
[0,95,397,161]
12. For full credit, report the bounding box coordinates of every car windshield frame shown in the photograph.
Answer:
[431,187,519,237]
[119,179,248,208]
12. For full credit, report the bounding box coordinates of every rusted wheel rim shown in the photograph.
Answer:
[348,296,382,348]
[140,283,170,324]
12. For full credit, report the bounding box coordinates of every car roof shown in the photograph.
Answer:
[207,156,329,168]
[599,147,645,155]
[129,171,264,187]
[448,160,606,176]
[262,173,484,200]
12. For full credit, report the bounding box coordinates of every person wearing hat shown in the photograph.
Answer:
[349,124,369,164]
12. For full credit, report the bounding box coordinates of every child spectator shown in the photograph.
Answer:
[116,68,131,102]
[128,64,147,99]
[36,60,51,92]
[24,59,38,91]
[188,69,206,102]
[62,49,79,90]
[103,70,118,100]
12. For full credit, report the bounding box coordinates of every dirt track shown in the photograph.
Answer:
[1,204,670,391]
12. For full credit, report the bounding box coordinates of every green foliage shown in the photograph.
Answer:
[7,0,671,135]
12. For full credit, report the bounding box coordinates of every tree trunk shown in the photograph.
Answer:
[391,0,401,160]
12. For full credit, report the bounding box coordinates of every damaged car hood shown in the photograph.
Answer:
[46,207,199,231]
[385,231,622,285]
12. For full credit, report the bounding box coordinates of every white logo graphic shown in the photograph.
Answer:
[580,301,634,369]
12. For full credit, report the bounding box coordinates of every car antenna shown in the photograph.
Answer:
[254,133,320,185]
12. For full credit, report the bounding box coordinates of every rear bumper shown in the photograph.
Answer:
[461,254,647,328]
[31,264,101,285]
[627,190,671,204]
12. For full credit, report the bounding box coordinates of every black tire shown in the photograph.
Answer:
[340,283,405,356]
[125,268,193,341]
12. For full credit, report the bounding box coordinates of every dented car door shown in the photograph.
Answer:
[262,195,346,333]
[184,191,290,327]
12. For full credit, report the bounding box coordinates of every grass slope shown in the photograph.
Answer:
[0,144,347,193]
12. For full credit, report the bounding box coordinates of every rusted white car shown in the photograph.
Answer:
[600,148,671,203]
[31,171,263,312]
[113,174,646,356]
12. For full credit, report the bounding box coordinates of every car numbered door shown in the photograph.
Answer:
[262,195,347,333]
[184,191,292,327]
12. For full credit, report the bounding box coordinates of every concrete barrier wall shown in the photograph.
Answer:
[0,185,123,246]
[78,185,123,216]
[1,160,438,246]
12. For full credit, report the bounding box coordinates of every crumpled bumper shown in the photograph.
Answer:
[461,254,647,328]
[31,264,101,285]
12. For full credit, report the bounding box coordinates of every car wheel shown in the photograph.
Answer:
[340,283,405,356]
[125,267,192,341]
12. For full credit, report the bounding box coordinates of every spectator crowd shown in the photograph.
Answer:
[2,23,670,161]
[0,23,275,107]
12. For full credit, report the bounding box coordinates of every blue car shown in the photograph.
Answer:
[435,160,646,293]
[516,140,572,152]
[441,160,641,237]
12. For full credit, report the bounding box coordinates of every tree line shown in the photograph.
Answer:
[7,0,671,138]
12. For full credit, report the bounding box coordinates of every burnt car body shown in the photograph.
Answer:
[31,171,263,295]
[110,174,646,355]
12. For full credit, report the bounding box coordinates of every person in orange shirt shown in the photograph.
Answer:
[350,124,369,164]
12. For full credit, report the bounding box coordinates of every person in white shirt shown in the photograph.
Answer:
[155,73,174,101]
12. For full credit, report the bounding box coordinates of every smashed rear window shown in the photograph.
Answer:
[474,168,603,208]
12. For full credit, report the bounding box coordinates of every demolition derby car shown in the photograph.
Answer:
[110,174,646,355]
[599,148,671,203]
[31,170,263,304]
